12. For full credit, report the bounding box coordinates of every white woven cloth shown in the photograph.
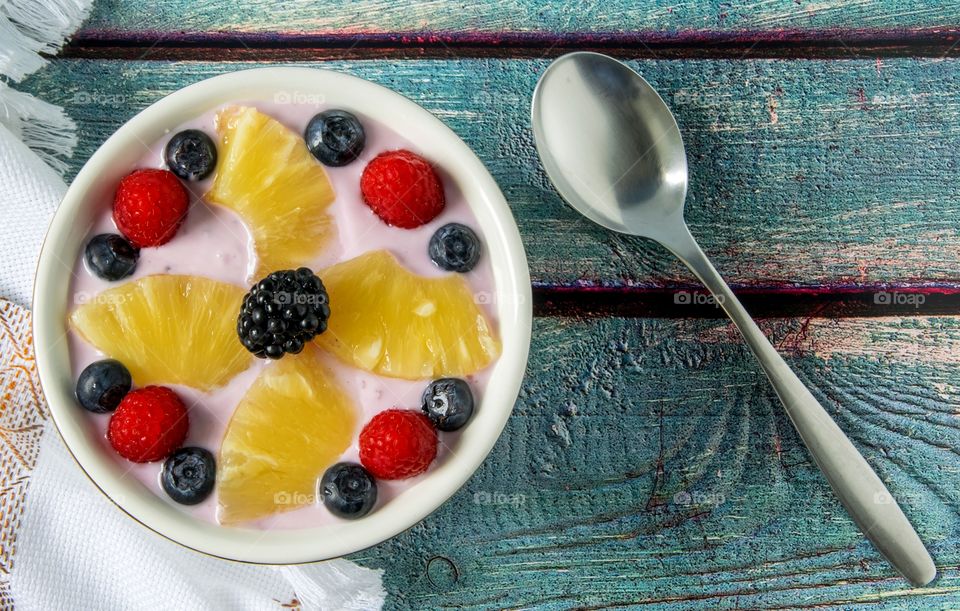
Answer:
[11,425,386,610]
[0,125,386,610]
[0,1,386,608]
[0,123,63,307]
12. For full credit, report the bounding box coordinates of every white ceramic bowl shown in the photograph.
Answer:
[32,68,532,563]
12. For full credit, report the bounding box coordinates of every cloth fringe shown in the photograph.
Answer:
[278,563,387,611]
[0,14,46,81]
[0,0,92,172]
[0,0,92,79]
[0,82,76,175]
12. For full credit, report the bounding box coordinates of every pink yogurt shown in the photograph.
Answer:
[67,100,498,529]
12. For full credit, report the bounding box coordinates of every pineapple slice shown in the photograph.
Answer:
[207,106,335,279]
[218,346,356,524]
[316,250,501,379]
[69,275,251,391]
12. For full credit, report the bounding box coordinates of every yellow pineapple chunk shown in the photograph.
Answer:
[316,250,501,379]
[207,106,335,279]
[218,346,356,524]
[69,275,251,391]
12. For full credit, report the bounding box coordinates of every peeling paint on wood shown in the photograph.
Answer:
[23,11,960,606]
[78,0,960,36]
[349,316,960,609]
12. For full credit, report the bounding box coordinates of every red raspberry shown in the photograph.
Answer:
[107,386,188,463]
[359,409,438,479]
[113,169,189,247]
[360,150,445,229]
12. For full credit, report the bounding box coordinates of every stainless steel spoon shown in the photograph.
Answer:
[531,51,935,586]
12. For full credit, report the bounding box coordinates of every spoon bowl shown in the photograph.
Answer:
[532,52,688,236]
[532,51,936,587]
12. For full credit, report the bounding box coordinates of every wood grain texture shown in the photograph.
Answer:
[18,57,960,291]
[346,315,960,609]
[26,2,960,607]
[79,0,960,35]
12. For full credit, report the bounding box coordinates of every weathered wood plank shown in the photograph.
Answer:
[349,315,960,609]
[19,58,960,291]
[80,0,960,36]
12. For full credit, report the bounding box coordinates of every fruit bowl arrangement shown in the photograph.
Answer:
[33,68,531,562]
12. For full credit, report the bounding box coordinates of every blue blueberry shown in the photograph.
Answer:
[84,234,139,281]
[421,378,474,431]
[320,462,377,519]
[304,110,365,166]
[161,447,216,505]
[164,129,217,181]
[76,359,131,413]
[428,223,481,273]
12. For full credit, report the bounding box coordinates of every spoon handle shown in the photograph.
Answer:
[661,224,936,586]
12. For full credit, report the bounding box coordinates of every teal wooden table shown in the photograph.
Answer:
[21,1,960,608]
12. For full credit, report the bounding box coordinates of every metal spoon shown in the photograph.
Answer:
[531,51,935,586]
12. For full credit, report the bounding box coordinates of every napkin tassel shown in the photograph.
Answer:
[0,0,91,80]
[0,83,76,175]
[0,0,92,174]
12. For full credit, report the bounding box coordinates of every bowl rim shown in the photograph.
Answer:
[32,67,532,564]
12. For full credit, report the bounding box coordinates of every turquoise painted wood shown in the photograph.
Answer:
[351,315,960,608]
[79,0,960,34]
[28,1,960,607]
[18,57,960,289]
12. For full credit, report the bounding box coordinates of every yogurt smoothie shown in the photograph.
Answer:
[66,100,499,529]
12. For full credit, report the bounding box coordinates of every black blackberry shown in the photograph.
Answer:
[237,268,330,359]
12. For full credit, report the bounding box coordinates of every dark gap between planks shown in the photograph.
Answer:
[61,27,960,60]
[533,286,960,318]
